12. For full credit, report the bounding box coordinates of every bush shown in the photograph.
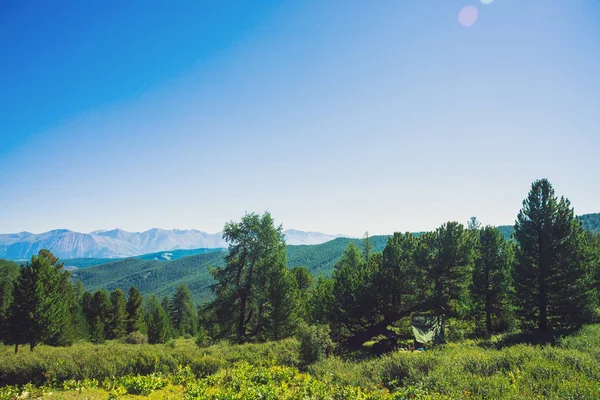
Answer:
[124,331,148,345]
[105,373,168,396]
[298,324,335,368]
[0,337,300,386]
[195,326,210,348]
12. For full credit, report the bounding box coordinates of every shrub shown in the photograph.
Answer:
[298,324,335,368]
[106,373,168,396]
[195,326,210,348]
[124,331,148,344]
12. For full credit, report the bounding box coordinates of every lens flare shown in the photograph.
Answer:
[481,0,495,4]
[458,6,478,27]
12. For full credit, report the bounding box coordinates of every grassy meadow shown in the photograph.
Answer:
[1,324,600,399]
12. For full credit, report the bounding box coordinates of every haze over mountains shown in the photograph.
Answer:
[2,214,598,262]
[0,228,344,260]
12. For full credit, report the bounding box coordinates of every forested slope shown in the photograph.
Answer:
[71,252,225,303]
[580,213,600,233]
[70,214,598,302]
[73,235,392,301]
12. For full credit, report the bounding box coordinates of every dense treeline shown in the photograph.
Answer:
[0,253,201,350]
[1,179,599,355]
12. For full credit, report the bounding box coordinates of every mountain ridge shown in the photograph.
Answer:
[0,228,345,260]
[2,213,598,261]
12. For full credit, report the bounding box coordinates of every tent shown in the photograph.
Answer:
[411,313,445,345]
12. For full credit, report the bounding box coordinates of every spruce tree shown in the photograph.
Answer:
[161,296,176,337]
[126,286,143,334]
[310,275,334,325]
[417,222,474,320]
[171,284,198,337]
[90,316,105,344]
[146,295,170,344]
[89,290,111,342]
[45,273,77,347]
[291,266,313,321]
[0,260,19,342]
[470,226,514,334]
[5,251,72,352]
[107,288,127,339]
[328,243,375,342]
[0,260,19,321]
[264,266,299,340]
[514,179,597,330]
[82,291,94,328]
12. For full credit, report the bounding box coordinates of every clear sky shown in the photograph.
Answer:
[1,0,599,236]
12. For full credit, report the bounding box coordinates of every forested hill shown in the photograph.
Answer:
[581,213,600,232]
[70,214,599,302]
[71,236,389,303]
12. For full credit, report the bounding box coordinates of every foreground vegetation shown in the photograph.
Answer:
[1,324,600,399]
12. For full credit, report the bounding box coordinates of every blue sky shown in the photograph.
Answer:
[1,0,599,236]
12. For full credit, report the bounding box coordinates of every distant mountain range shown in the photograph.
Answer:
[0,228,344,261]
[2,213,598,262]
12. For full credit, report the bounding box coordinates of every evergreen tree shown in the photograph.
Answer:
[467,217,482,231]
[126,286,143,334]
[145,295,170,344]
[417,222,474,321]
[328,243,376,342]
[342,233,421,348]
[362,232,374,265]
[73,280,86,302]
[587,232,600,302]
[45,272,77,347]
[310,275,334,326]
[291,266,313,321]
[0,260,19,341]
[264,266,299,340]
[107,288,127,339]
[5,250,72,352]
[89,290,111,342]
[470,226,514,334]
[90,316,105,344]
[514,179,597,330]
[209,211,290,343]
[161,296,176,338]
[291,266,313,293]
[171,284,198,337]
[0,260,19,320]
[82,291,94,328]
[328,223,474,349]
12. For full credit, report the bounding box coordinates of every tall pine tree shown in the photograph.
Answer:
[171,284,198,337]
[5,251,72,352]
[470,226,514,334]
[107,288,127,339]
[514,179,597,330]
[145,295,171,344]
[126,286,143,334]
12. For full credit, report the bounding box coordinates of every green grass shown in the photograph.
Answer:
[2,326,600,399]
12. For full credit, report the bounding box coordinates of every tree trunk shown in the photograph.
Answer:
[538,236,548,331]
[14,343,18,354]
[345,300,435,349]
[485,292,492,333]
[237,291,247,342]
[237,258,257,342]
[539,281,547,331]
